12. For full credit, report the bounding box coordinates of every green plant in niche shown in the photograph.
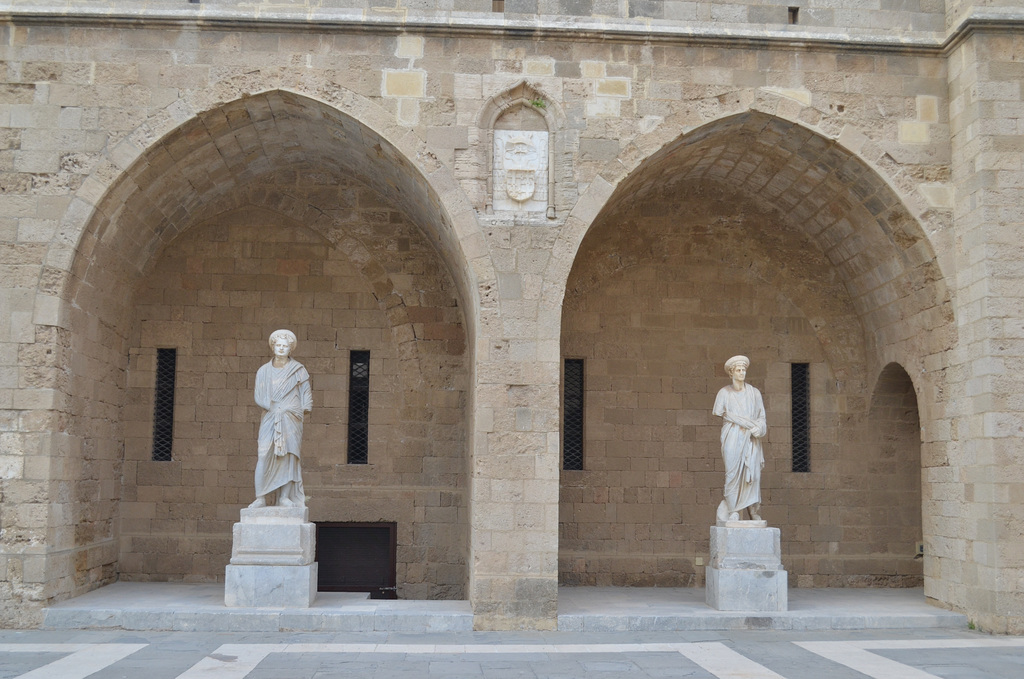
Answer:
[530,98,547,109]
[968,620,976,630]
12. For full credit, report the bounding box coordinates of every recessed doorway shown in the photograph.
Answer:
[315,522,398,599]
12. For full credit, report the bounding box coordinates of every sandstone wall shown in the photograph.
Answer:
[0,2,1020,633]
[560,186,923,589]
[121,191,468,599]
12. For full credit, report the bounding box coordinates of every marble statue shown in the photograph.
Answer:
[713,355,767,522]
[248,329,312,509]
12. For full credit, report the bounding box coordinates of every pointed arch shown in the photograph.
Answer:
[550,109,955,366]
[31,88,476,607]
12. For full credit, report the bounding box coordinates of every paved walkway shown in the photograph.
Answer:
[12,585,1014,677]
[2,627,1023,678]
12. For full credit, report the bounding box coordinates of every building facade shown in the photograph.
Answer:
[0,0,1022,632]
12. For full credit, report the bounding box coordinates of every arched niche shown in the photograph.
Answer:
[557,111,945,591]
[479,82,559,218]
[52,90,473,603]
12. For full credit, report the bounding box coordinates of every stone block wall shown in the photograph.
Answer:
[0,2,1022,633]
[52,0,947,36]
[119,190,469,598]
[559,186,922,589]
[946,29,1024,634]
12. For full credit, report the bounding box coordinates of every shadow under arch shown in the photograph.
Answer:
[552,109,955,364]
[557,110,949,590]
[853,361,924,584]
[62,89,477,326]
[39,89,476,603]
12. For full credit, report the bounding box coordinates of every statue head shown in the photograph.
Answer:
[269,329,297,358]
[724,355,749,380]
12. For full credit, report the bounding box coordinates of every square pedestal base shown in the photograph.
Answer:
[705,565,787,611]
[224,563,318,608]
[705,522,787,612]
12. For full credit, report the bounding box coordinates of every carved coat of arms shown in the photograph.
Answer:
[502,137,539,203]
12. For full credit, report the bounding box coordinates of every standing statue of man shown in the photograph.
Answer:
[713,355,767,522]
[249,329,312,509]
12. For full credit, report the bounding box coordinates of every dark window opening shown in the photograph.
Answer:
[563,358,584,471]
[788,7,799,24]
[791,362,810,472]
[315,522,397,599]
[348,350,370,464]
[152,348,177,462]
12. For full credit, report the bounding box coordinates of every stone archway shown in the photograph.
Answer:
[557,111,953,593]
[29,90,475,609]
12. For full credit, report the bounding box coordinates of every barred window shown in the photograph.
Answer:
[791,362,810,472]
[348,350,370,464]
[563,358,584,471]
[152,348,177,462]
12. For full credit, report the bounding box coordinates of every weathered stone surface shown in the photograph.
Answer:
[706,524,787,612]
[230,508,315,567]
[224,563,318,608]
[0,0,1021,636]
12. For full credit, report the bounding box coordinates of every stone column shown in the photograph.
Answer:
[467,223,562,631]
[945,29,1024,634]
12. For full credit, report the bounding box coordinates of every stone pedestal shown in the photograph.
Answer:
[225,506,318,608]
[705,520,787,612]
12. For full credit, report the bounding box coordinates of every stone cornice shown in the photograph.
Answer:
[1,4,1022,55]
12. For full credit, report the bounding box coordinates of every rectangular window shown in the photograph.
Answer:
[492,0,505,12]
[788,7,799,24]
[563,358,584,471]
[348,350,370,464]
[791,362,810,472]
[152,348,177,462]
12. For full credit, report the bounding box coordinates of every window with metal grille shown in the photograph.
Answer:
[348,350,370,464]
[563,358,584,471]
[152,348,177,462]
[791,362,810,472]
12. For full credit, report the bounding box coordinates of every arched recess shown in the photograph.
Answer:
[477,81,564,218]
[40,90,473,601]
[557,110,952,590]
[830,362,923,586]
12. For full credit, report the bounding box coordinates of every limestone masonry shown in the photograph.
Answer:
[0,0,1023,633]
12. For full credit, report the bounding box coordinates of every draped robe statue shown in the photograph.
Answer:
[713,355,767,522]
[249,329,312,509]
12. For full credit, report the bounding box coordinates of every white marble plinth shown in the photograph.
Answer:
[230,506,315,566]
[225,506,318,608]
[705,522,787,612]
[225,563,318,608]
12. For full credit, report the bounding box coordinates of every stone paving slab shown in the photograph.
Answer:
[557,587,966,631]
[41,583,965,634]
[42,582,474,633]
[3,628,1024,679]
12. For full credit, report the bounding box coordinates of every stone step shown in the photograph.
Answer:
[43,582,968,633]
[43,583,473,633]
